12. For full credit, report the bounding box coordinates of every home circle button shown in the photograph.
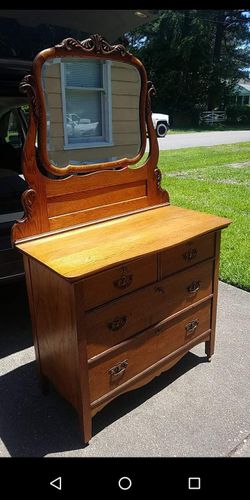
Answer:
[118,476,132,491]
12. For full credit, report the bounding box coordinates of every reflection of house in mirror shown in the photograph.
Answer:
[43,58,142,166]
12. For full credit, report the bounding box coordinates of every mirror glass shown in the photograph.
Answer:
[41,57,142,167]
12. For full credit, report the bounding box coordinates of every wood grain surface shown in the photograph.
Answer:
[85,259,213,358]
[88,300,211,402]
[16,205,230,280]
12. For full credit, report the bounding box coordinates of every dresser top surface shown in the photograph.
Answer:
[16,205,231,280]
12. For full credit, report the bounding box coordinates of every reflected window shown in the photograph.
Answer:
[61,59,112,148]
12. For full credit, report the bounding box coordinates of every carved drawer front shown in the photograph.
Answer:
[85,259,213,358]
[81,254,157,310]
[160,232,215,278]
[88,300,211,403]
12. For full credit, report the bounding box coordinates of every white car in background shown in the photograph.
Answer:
[152,113,170,137]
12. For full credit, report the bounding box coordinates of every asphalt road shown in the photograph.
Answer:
[146,130,250,151]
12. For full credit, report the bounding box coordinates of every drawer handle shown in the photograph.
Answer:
[183,248,197,261]
[108,315,127,331]
[185,319,199,335]
[155,286,165,294]
[109,359,128,378]
[187,281,201,294]
[113,268,133,289]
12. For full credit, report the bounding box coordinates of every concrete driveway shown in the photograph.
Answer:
[146,130,250,151]
[0,278,249,457]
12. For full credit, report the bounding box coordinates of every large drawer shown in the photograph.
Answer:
[160,232,215,278]
[85,259,213,358]
[88,300,211,403]
[81,254,157,310]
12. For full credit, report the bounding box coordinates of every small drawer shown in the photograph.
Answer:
[160,232,215,278]
[85,259,213,358]
[81,254,157,310]
[88,300,211,403]
[153,300,211,362]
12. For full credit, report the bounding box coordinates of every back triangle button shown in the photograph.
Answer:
[50,477,62,490]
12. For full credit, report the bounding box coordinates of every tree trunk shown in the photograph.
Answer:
[207,11,226,110]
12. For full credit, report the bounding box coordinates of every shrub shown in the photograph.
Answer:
[225,105,250,126]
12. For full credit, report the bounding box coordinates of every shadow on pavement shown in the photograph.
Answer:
[0,280,33,357]
[1,352,207,457]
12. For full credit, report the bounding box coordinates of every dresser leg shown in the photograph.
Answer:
[79,413,92,445]
[206,232,221,362]
[205,340,214,362]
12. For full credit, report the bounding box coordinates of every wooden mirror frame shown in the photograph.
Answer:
[30,35,148,175]
[12,35,169,244]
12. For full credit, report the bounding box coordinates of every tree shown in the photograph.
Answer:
[126,10,250,125]
[207,10,250,109]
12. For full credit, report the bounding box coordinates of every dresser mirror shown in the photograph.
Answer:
[28,36,148,176]
[13,35,166,242]
[42,57,142,169]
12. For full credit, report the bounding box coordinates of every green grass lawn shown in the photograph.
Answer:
[157,142,250,291]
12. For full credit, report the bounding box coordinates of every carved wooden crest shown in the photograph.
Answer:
[55,34,126,56]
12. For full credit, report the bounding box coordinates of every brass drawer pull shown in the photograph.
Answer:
[183,248,197,261]
[185,319,199,335]
[109,359,128,378]
[108,315,127,331]
[113,268,133,289]
[187,281,200,294]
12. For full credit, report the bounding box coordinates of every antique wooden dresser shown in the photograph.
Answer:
[12,35,231,443]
